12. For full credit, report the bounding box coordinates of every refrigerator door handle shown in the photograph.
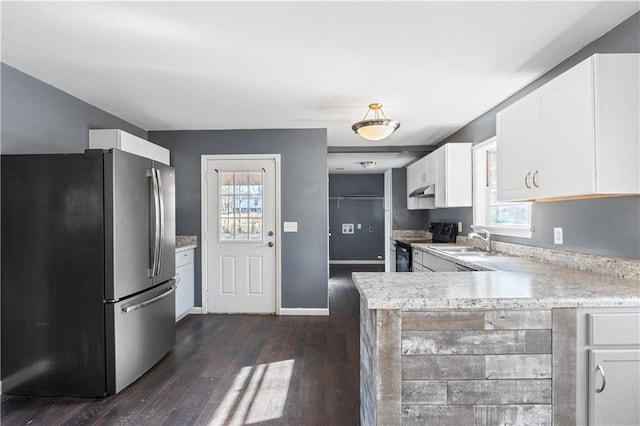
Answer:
[149,168,161,277]
[156,168,165,276]
[121,285,176,313]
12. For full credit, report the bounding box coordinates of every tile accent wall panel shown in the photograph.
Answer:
[552,308,577,425]
[402,355,485,380]
[474,404,552,425]
[375,309,402,424]
[485,354,552,379]
[402,330,548,355]
[401,381,447,404]
[402,405,474,426]
[448,379,552,404]
[400,309,554,425]
[484,310,552,329]
[359,302,377,426]
[402,311,484,331]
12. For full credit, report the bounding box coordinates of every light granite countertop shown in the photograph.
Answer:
[353,244,640,310]
[176,235,198,253]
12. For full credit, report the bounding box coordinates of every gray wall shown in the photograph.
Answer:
[148,129,328,309]
[329,174,384,261]
[1,63,146,154]
[431,12,640,260]
[392,168,429,230]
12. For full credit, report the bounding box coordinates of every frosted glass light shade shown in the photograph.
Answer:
[352,119,401,141]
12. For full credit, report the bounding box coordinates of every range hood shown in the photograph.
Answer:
[409,184,435,198]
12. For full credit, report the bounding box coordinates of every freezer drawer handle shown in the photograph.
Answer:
[121,286,176,313]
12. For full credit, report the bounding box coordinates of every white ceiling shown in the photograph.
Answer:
[2,1,638,173]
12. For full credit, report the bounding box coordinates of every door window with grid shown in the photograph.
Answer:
[219,171,264,242]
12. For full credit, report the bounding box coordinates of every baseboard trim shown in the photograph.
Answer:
[329,260,384,265]
[279,308,329,316]
[187,307,329,316]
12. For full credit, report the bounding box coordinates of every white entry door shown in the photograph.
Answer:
[204,156,278,313]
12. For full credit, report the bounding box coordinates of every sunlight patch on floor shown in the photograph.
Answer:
[208,359,295,425]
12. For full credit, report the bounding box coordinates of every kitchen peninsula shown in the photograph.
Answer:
[354,249,640,426]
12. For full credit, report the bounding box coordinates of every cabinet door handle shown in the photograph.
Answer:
[532,170,539,188]
[595,364,606,393]
[524,172,531,189]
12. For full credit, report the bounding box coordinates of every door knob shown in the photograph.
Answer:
[268,231,274,236]
[268,242,274,247]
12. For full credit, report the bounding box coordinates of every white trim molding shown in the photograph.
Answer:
[470,224,533,239]
[329,260,385,265]
[472,137,533,239]
[200,154,282,315]
[279,308,330,316]
[189,307,204,314]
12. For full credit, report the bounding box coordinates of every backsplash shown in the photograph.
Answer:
[392,230,431,240]
[458,236,640,280]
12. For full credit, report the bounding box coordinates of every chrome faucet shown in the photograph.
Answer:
[468,229,491,252]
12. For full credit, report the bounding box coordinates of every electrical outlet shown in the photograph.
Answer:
[554,227,563,244]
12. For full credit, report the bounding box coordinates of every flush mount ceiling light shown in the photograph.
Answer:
[352,103,401,141]
[360,161,376,170]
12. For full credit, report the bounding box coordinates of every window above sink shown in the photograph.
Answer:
[472,137,533,238]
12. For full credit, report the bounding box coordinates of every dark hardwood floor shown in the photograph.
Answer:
[1,264,383,426]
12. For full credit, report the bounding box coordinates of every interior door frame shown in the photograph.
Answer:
[200,154,282,315]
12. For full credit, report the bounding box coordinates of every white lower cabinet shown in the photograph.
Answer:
[421,250,457,272]
[175,249,195,321]
[588,349,640,426]
[577,308,640,426]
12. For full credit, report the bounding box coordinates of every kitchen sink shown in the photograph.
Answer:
[436,246,478,252]
[451,251,498,257]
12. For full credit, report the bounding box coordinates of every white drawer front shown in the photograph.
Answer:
[412,248,423,267]
[589,312,640,346]
[422,252,457,272]
[175,249,194,268]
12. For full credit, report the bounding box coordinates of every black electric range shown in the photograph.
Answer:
[395,222,458,272]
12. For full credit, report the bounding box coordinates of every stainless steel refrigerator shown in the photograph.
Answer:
[1,149,176,396]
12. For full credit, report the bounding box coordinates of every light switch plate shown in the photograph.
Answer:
[283,222,298,232]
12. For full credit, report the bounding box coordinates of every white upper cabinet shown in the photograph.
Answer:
[434,143,473,208]
[90,129,171,165]
[406,159,422,210]
[406,143,472,210]
[496,93,540,201]
[497,53,639,202]
[406,155,435,210]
